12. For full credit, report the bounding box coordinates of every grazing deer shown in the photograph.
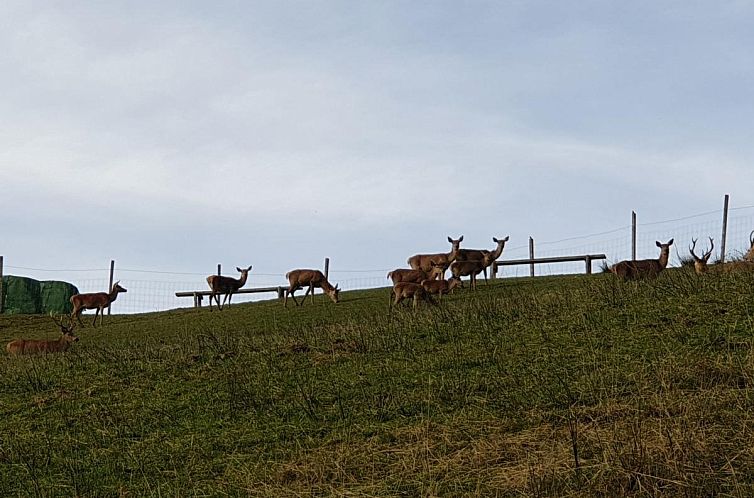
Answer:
[206,265,252,311]
[284,269,340,307]
[407,236,464,278]
[610,239,674,280]
[421,277,463,301]
[389,282,436,310]
[70,281,128,327]
[387,264,446,286]
[689,237,715,274]
[455,236,510,284]
[6,313,79,355]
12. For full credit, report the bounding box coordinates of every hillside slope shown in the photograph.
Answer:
[2,270,754,496]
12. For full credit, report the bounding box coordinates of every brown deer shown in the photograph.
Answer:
[407,236,464,278]
[206,265,252,311]
[70,281,128,327]
[387,263,446,286]
[389,282,436,310]
[689,237,715,274]
[6,313,79,355]
[610,239,674,280]
[455,236,509,284]
[421,276,463,301]
[744,230,754,261]
[450,256,492,290]
[284,269,340,307]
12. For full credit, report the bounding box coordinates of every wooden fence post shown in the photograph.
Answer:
[632,211,637,260]
[107,259,115,315]
[529,237,535,277]
[720,194,729,264]
[585,255,592,275]
[217,264,221,278]
[0,255,4,314]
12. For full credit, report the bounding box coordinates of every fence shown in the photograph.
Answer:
[2,196,754,315]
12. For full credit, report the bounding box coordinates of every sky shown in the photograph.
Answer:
[2,1,754,294]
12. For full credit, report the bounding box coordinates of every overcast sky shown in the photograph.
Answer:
[2,1,754,287]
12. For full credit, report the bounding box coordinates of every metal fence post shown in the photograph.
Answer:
[632,211,637,260]
[720,194,729,263]
[529,237,535,277]
[0,255,4,314]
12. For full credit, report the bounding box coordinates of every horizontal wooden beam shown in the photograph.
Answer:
[175,286,288,298]
[493,254,607,267]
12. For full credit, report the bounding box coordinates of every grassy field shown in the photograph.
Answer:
[2,269,754,496]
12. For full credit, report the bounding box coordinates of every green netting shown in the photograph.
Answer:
[40,280,80,314]
[2,276,42,314]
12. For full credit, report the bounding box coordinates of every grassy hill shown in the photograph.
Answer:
[2,269,754,496]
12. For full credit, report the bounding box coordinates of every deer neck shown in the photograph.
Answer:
[446,245,460,263]
[108,288,121,303]
[237,272,248,288]
[490,241,506,261]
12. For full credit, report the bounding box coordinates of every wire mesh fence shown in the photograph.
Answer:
[3,201,754,314]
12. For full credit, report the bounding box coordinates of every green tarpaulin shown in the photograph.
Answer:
[1,276,79,315]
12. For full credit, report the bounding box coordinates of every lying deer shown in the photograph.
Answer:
[421,277,463,300]
[389,282,436,310]
[206,265,252,311]
[70,281,128,327]
[689,237,715,274]
[690,236,754,274]
[284,269,340,307]
[407,236,463,278]
[455,236,509,284]
[6,313,79,355]
[387,263,446,286]
[610,239,674,280]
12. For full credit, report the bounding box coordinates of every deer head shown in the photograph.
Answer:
[49,312,79,342]
[745,230,754,262]
[689,237,714,274]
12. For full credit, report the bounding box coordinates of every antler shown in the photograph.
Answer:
[49,312,75,331]
[750,230,754,247]
[704,236,714,260]
[689,238,701,261]
[690,237,714,262]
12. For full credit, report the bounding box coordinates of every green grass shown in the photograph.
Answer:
[3,269,754,496]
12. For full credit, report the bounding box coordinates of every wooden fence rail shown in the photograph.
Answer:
[491,253,607,278]
[175,286,288,308]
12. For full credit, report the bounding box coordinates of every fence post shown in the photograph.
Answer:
[529,237,535,277]
[632,211,637,260]
[585,255,592,275]
[107,259,115,315]
[0,255,4,314]
[720,194,729,264]
[217,264,221,278]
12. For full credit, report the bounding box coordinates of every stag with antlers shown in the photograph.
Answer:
[6,313,79,355]
[689,237,715,274]
[70,281,128,327]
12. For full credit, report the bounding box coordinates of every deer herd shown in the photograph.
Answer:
[6,231,754,354]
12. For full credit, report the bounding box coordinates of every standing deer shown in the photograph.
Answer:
[455,236,510,284]
[206,265,252,311]
[450,259,488,290]
[389,282,436,310]
[689,237,714,274]
[6,313,79,355]
[610,239,674,280]
[70,281,128,327]
[407,236,464,278]
[387,263,446,286]
[284,269,339,307]
[421,277,463,301]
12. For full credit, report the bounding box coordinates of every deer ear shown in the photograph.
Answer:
[459,235,464,242]
[656,241,662,247]
[504,236,509,242]
[668,239,674,246]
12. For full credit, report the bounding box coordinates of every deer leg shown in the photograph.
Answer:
[289,288,300,307]
[483,267,488,285]
[92,308,99,327]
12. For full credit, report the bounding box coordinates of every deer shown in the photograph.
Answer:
[206,265,252,311]
[284,269,340,307]
[610,239,674,281]
[449,259,487,290]
[387,263,446,286]
[421,276,463,301]
[407,236,464,279]
[6,313,79,355]
[744,230,754,262]
[455,236,510,284]
[689,237,715,274]
[70,281,128,327]
[389,282,436,310]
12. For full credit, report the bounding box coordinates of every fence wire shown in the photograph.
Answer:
[3,205,754,314]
